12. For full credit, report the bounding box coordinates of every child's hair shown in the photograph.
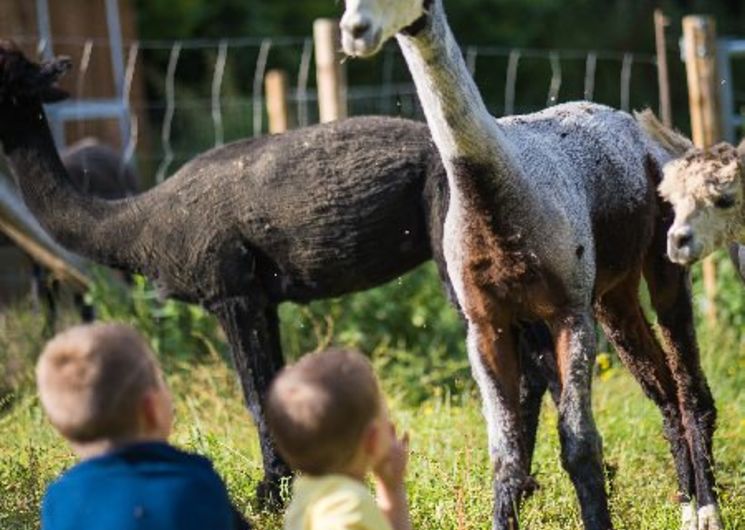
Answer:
[266,348,381,475]
[36,323,161,443]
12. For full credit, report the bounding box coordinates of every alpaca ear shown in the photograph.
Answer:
[738,138,745,163]
[35,57,71,103]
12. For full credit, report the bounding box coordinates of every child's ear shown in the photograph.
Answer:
[139,390,160,431]
[140,388,171,435]
[361,420,380,456]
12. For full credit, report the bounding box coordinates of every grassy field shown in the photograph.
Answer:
[1,308,744,529]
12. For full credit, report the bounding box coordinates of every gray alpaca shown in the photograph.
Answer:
[0,42,561,506]
[340,1,720,529]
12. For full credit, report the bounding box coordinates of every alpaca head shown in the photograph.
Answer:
[340,0,430,57]
[0,41,71,108]
[659,141,745,265]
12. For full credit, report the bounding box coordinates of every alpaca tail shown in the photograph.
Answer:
[634,108,693,156]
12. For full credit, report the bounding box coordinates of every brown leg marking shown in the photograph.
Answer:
[594,268,695,504]
[466,311,537,530]
[551,311,613,530]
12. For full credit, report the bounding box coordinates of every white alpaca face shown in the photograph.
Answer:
[340,0,426,57]
[660,149,744,266]
[665,191,740,265]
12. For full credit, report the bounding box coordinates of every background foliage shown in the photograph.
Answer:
[132,0,745,129]
[127,0,745,186]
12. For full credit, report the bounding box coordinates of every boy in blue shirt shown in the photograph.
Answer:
[36,322,251,530]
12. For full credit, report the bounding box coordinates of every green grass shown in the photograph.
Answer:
[1,314,743,530]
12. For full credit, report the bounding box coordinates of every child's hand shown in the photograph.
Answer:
[373,423,410,490]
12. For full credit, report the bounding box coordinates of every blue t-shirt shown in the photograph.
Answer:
[41,441,250,530]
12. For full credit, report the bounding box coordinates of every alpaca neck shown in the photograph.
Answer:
[1,101,144,271]
[395,1,520,181]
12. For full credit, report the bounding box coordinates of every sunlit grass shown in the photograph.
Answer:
[1,319,743,530]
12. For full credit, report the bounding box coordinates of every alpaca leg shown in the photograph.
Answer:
[594,271,695,529]
[516,321,558,470]
[552,311,612,530]
[210,296,291,509]
[643,259,721,530]
[74,291,95,323]
[467,318,534,530]
[32,264,57,337]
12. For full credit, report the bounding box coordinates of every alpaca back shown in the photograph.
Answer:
[493,102,667,278]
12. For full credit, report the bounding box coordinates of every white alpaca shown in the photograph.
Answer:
[340,2,722,530]
[638,110,745,266]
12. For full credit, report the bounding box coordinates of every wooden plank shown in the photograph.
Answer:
[0,1,148,161]
[654,9,672,127]
[265,69,291,134]
[683,15,722,326]
[683,16,723,147]
[313,19,347,123]
[0,177,89,290]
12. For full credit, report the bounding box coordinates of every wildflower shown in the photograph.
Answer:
[596,352,612,372]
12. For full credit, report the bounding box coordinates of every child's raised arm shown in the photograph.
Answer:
[373,425,412,530]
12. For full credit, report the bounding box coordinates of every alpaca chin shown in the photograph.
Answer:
[341,30,383,58]
[667,239,702,266]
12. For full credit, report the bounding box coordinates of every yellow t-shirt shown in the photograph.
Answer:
[284,475,393,530]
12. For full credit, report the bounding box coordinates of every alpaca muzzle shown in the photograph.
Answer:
[667,225,701,265]
[340,15,383,57]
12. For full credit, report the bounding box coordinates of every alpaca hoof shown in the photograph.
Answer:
[680,502,697,530]
[697,505,723,530]
[255,478,285,512]
[521,475,540,499]
[492,472,538,529]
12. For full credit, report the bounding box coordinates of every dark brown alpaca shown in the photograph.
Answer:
[0,43,560,505]
[41,138,140,328]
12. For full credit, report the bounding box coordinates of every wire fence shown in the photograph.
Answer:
[15,34,664,183]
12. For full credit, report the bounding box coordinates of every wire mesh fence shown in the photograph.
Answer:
[14,34,664,183]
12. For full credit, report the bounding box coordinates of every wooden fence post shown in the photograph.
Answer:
[683,15,722,326]
[313,19,347,123]
[654,9,672,127]
[265,69,291,134]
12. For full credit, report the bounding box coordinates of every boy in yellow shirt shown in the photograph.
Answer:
[266,349,411,530]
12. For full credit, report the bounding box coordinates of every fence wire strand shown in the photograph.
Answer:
[380,46,395,114]
[296,38,313,128]
[121,42,139,183]
[620,52,634,112]
[211,40,229,147]
[504,49,521,116]
[252,39,272,137]
[22,34,665,173]
[74,40,94,142]
[584,52,597,100]
[156,42,181,184]
[547,52,562,106]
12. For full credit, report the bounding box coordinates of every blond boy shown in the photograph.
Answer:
[267,348,411,530]
[36,323,250,530]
